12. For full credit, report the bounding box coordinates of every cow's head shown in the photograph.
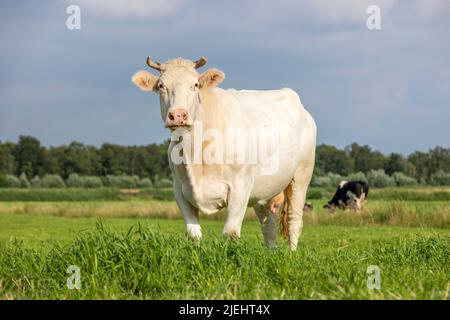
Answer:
[354,192,366,211]
[132,56,225,130]
[347,191,366,211]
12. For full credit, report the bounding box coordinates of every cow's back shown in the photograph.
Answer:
[221,87,316,200]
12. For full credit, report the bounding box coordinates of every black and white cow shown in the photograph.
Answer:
[323,180,369,211]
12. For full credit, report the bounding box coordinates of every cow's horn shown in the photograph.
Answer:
[146,56,162,71]
[193,56,208,69]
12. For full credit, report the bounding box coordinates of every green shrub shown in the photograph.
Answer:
[41,175,66,188]
[155,178,172,188]
[66,173,84,188]
[311,172,344,188]
[82,176,103,188]
[367,169,395,188]
[392,172,417,187]
[19,173,30,188]
[30,176,42,188]
[311,175,330,187]
[0,188,121,201]
[67,174,103,188]
[137,178,153,188]
[431,170,450,186]
[327,172,344,187]
[5,175,21,188]
[347,171,368,183]
[307,188,331,199]
[105,175,139,188]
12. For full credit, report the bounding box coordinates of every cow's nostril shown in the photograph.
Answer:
[167,109,190,126]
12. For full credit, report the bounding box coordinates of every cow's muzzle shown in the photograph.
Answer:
[165,109,192,129]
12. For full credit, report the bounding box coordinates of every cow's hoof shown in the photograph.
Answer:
[266,242,276,250]
[186,224,202,241]
[222,229,240,240]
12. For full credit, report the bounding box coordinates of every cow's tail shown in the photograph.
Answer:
[279,184,293,239]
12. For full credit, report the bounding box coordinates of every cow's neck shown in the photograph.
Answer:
[181,88,224,202]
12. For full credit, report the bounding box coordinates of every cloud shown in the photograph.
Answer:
[298,0,397,24]
[62,0,186,19]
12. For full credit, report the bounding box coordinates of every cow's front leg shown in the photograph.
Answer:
[173,181,201,240]
[223,177,253,239]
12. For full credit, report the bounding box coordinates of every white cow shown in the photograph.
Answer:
[132,56,316,251]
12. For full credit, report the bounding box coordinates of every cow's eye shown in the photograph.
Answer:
[159,83,165,90]
[194,83,199,88]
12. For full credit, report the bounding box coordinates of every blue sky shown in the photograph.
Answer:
[0,0,449,154]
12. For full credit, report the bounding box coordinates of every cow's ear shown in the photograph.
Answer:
[199,68,225,88]
[131,70,159,92]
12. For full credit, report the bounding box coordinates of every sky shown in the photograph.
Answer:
[0,0,449,154]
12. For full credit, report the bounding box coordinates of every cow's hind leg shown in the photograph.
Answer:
[284,166,314,251]
[254,204,277,248]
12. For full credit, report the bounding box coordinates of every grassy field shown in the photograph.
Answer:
[0,187,449,299]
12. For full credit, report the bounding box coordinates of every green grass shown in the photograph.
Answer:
[0,187,449,299]
[0,215,449,299]
[307,187,450,201]
[1,199,448,228]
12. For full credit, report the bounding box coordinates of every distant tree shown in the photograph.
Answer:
[53,142,101,179]
[315,144,354,176]
[2,134,448,187]
[346,143,385,173]
[99,143,124,176]
[408,151,429,182]
[428,147,450,178]
[402,161,417,179]
[0,141,16,174]
[12,136,46,178]
[44,146,66,176]
[384,153,405,175]
[0,173,6,187]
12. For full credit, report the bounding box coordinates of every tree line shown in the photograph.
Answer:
[0,135,449,187]
[314,143,450,185]
[0,135,170,183]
